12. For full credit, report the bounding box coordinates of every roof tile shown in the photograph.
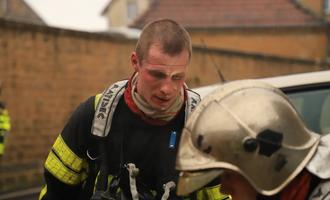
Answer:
[130,0,325,29]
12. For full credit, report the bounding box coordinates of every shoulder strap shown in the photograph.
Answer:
[92,83,201,138]
[185,89,201,122]
[91,80,128,137]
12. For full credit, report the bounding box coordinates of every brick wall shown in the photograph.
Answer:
[0,20,136,192]
[190,27,328,61]
[0,20,328,193]
[187,46,330,87]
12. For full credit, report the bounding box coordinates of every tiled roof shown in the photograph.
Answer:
[130,0,325,29]
[0,0,46,25]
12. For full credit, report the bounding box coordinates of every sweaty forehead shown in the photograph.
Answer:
[144,64,187,75]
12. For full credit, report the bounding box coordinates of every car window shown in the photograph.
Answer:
[286,88,330,135]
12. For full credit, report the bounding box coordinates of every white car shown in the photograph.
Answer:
[193,70,330,135]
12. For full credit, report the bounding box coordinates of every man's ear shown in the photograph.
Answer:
[131,52,139,72]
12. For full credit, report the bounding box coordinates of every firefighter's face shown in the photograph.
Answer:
[131,43,189,111]
[220,170,257,200]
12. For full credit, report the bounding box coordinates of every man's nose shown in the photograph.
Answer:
[160,79,176,96]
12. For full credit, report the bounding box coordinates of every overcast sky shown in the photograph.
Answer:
[25,0,110,32]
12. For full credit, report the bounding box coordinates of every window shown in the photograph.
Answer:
[287,88,330,135]
[127,1,137,23]
[0,0,8,16]
[324,0,330,14]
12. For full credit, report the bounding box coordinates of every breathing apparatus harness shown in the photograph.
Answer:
[88,80,200,200]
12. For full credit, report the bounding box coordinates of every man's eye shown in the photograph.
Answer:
[172,75,184,80]
[149,71,166,79]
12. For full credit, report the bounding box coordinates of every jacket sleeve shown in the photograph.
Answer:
[39,96,97,200]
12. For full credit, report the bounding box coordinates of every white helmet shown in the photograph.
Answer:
[176,80,320,196]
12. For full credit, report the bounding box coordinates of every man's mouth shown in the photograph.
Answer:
[155,96,171,103]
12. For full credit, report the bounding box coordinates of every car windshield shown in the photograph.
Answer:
[286,88,330,135]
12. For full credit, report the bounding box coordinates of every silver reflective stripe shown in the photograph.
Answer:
[91,80,128,137]
[185,89,201,122]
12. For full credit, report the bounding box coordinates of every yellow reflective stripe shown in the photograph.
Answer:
[45,151,83,185]
[196,184,231,200]
[94,94,102,110]
[0,110,11,131]
[2,123,10,131]
[0,143,4,155]
[196,189,204,200]
[207,185,230,200]
[52,135,84,172]
[205,185,221,199]
[44,135,88,185]
[38,185,47,200]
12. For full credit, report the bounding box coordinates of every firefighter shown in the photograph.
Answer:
[0,83,11,157]
[176,80,330,200]
[39,19,227,200]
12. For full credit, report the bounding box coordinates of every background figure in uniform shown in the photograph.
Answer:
[0,83,11,158]
[39,19,227,200]
[176,80,330,200]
